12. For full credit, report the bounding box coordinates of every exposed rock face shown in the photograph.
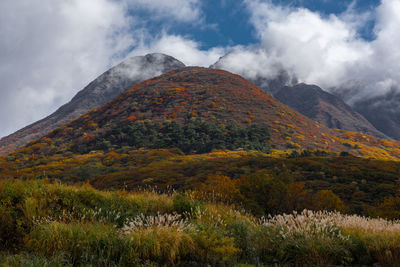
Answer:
[0,53,185,154]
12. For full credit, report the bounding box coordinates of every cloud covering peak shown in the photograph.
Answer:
[216,0,400,105]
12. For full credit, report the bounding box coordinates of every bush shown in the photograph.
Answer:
[191,229,240,264]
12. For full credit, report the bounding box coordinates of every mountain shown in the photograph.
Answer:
[353,91,400,140]
[11,67,400,161]
[0,53,185,155]
[211,56,386,139]
[2,66,400,206]
[274,84,388,139]
[20,67,342,153]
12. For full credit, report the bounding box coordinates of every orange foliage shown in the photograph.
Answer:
[126,115,137,122]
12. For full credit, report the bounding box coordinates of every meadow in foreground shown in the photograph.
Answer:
[1,178,400,266]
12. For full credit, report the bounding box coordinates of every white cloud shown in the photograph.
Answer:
[212,46,287,80]
[130,34,228,67]
[125,0,202,22]
[258,5,371,88]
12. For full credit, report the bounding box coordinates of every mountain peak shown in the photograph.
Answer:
[118,53,185,74]
[0,54,185,155]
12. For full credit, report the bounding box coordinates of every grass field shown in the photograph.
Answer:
[1,178,400,266]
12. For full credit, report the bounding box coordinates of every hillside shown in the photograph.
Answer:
[275,84,387,138]
[2,147,400,217]
[0,53,185,155]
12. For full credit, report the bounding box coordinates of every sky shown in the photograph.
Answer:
[0,0,398,138]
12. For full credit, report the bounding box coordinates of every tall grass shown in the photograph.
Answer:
[2,178,400,266]
[27,222,134,266]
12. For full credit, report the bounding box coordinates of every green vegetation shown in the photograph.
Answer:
[2,178,400,266]
[72,120,271,154]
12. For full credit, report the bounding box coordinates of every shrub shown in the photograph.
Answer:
[172,194,201,216]
[191,229,240,264]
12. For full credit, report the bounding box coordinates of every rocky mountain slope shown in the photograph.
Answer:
[274,84,388,139]
[0,53,185,155]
